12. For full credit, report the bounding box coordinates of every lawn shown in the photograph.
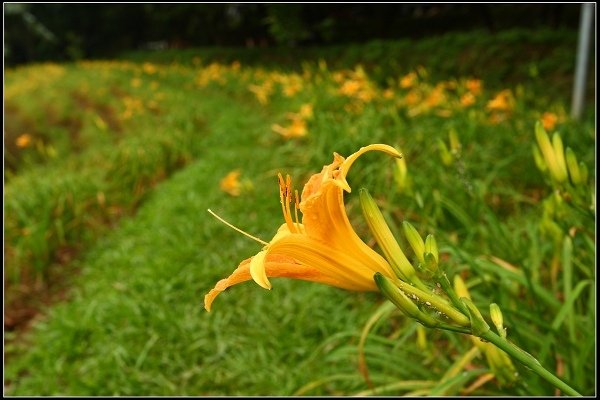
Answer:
[4,28,595,396]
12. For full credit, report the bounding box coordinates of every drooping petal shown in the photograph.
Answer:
[204,254,352,312]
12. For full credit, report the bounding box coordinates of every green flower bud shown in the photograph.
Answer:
[565,147,582,185]
[551,132,568,183]
[359,189,415,282]
[425,234,439,263]
[532,145,547,172]
[403,221,425,265]
[534,121,562,182]
[490,303,507,338]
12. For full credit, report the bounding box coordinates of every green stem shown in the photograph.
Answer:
[480,330,581,396]
[392,278,470,327]
[436,272,469,315]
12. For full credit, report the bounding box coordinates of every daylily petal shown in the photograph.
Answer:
[204,254,350,312]
[250,250,271,290]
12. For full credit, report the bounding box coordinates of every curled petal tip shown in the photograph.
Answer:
[250,251,273,290]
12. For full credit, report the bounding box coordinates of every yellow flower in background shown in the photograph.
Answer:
[541,112,558,131]
[248,81,274,105]
[486,89,514,112]
[272,117,307,139]
[142,62,157,75]
[130,78,142,88]
[219,170,242,196]
[298,103,313,120]
[339,79,362,96]
[383,89,395,99]
[16,133,32,148]
[205,144,401,311]
[460,92,476,107]
[400,72,417,89]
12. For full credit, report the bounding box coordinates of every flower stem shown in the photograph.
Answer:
[392,278,470,327]
[479,330,582,396]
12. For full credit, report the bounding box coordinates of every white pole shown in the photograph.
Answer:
[571,3,594,120]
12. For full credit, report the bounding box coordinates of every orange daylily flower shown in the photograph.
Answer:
[466,79,482,95]
[205,144,401,311]
[541,112,558,131]
[400,72,417,89]
[486,89,514,112]
[16,133,32,148]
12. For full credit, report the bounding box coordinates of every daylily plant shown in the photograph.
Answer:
[204,143,582,396]
[204,144,400,312]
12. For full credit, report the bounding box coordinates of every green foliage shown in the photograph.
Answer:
[4,29,595,396]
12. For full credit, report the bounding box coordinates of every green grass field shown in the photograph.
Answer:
[4,28,596,396]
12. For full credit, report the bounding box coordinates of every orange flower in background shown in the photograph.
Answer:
[219,170,242,196]
[15,133,32,148]
[466,79,482,95]
[205,144,401,311]
[400,72,417,89]
[425,85,446,107]
[541,112,558,131]
[404,90,421,106]
[486,89,514,112]
[339,80,361,96]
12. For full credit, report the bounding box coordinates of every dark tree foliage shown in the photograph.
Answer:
[4,3,580,66]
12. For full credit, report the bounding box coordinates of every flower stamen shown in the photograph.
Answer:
[278,173,301,234]
[207,209,268,246]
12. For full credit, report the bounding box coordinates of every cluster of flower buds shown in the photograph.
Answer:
[532,121,588,189]
[360,188,517,384]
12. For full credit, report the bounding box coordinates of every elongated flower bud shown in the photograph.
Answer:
[490,303,506,338]
[551,132,568,183]
[565,147,582,185]
[535,121,562,182]
[359,189,415,282]
[394,157,409,192]
[532,145,547,172]
[374,273,439,328]
[453,275,471,299]
[403,221,425,265]
[425,234,439,263]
